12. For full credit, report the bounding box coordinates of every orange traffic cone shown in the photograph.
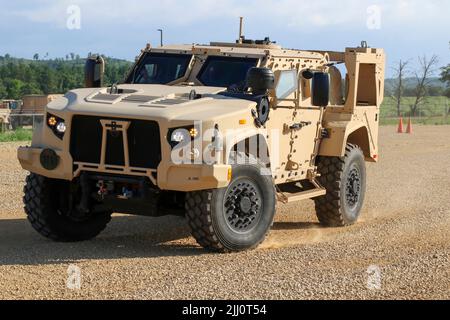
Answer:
[406,117,413,134]
[397,117,404,134]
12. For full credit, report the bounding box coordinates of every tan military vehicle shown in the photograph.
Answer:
[18,28,385,252]
[0,100,21,128]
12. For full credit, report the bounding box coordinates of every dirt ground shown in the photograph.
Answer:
[0,126,449,300]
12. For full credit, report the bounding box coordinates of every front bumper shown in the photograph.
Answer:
[17,146,231,192]
[18,147,73,180]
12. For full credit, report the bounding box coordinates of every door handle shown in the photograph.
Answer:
[289,121,312,130]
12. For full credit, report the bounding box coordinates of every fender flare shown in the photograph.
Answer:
[319,121,377,162]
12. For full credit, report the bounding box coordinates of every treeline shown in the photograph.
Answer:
[0,54,133,100]
[385,78,448,97]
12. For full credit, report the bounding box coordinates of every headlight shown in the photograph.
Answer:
[168,126,200,148]
[56,121,67,134]
[46,113,66,139]
[171,129,190,143]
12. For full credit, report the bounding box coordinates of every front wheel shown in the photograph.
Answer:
[185,162,276,252]
[314,144,367,227]
[23,173,112,242]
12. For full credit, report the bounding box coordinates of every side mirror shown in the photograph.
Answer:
[85,56,105,88]
[312,72,330,107]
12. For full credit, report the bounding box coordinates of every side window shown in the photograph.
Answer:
[276,70,298,99]
[145,65,156,78]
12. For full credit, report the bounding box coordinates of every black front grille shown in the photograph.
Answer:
[70,116,161,169]
[105,131,125,166]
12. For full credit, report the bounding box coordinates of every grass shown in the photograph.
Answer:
[0,128,33,142]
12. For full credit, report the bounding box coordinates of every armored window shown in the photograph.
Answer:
[126,53,192,84]
[276,70,298,99]
[198,56,258,88]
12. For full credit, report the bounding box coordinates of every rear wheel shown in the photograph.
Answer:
[314,144,366,227]
[23,173,112,242]
[185,158,276,252]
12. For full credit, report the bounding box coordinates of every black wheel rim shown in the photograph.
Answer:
[223,178,263,233]
[345,163,361,211]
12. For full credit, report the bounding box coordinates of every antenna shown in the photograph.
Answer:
[238,17,244,44]
[157,29,163,47]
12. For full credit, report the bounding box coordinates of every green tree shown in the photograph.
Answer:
[5,79,24,100]
[441,66,450,86]
[440,41,450,97]
[0,80,7,99]
[0,54,133,98]
[20,82,42,96]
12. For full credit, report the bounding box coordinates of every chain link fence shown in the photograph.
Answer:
[0,114,44,133]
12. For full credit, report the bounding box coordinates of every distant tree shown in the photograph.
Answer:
[39,68,57,94]
[440,42,450,99]
[445,87,450,99]
[410,55,439,116]
[392,60,409,117]
[0,54,133,98]
[20,82,42,96]
[427,85,444,96]
[0,80,7,99]
[441,66,450,85]
[440,65,450,98]
[5,79,24,100]
[4,54,10,59]
[33,53,39,61]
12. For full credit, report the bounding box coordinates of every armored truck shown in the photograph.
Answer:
[18,35,385,252]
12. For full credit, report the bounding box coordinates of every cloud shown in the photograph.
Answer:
[1,0,448,74]
[7,0,449,31]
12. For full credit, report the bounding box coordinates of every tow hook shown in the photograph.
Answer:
[97,181,108,200]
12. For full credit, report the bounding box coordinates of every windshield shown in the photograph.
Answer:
[198,56,258,87]
[126,53,192,84]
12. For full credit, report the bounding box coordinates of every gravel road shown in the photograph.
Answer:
[0,126,449,300]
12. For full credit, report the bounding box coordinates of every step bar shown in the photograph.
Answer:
[277,179,327,204]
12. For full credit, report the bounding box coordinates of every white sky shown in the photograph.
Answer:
[0,0,449,77]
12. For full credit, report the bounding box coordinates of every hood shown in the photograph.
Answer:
[47,84,256,122]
